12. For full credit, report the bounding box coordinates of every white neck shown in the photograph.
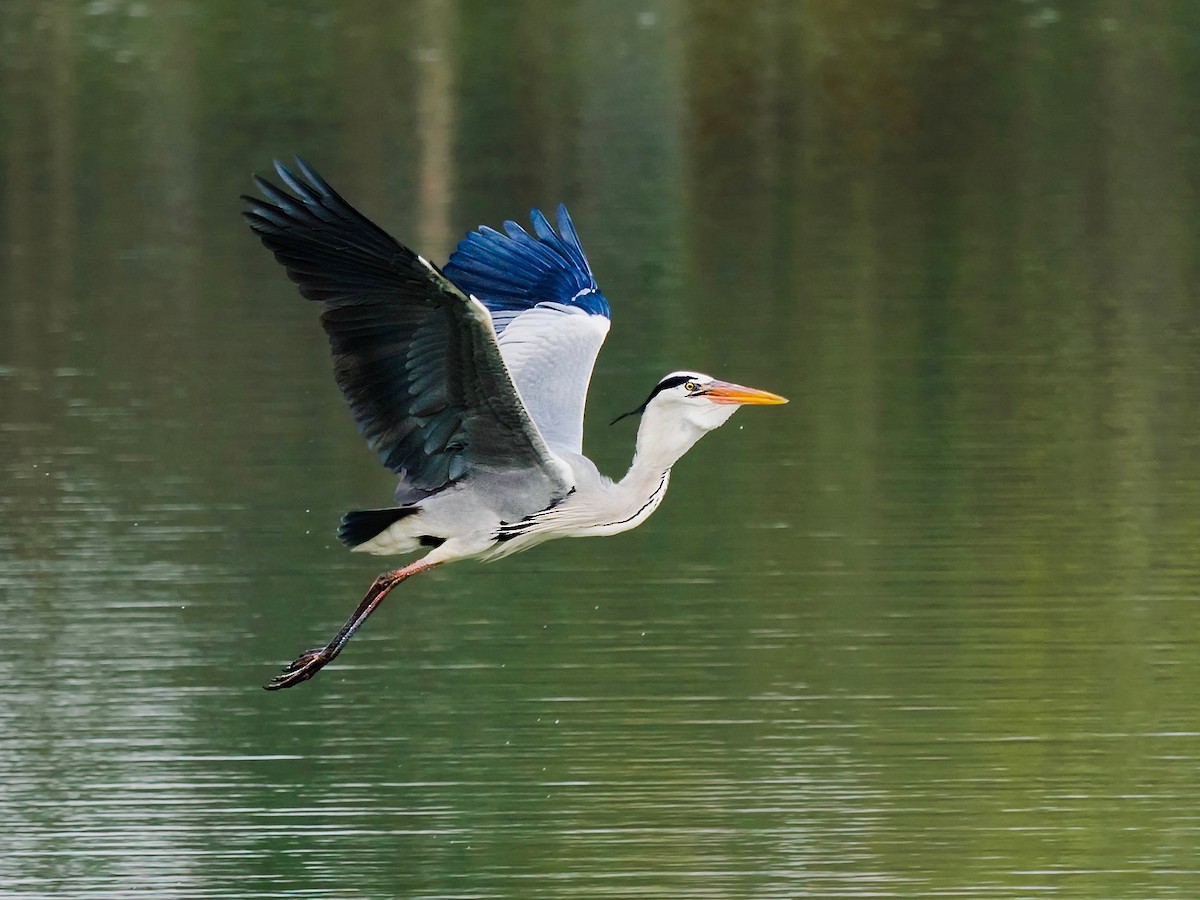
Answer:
[557,407,699,539]
[491,403,739,551]
[625,410,705,481]
[620,401,739,485]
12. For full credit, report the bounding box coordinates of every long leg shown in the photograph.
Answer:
[264,559,441,691]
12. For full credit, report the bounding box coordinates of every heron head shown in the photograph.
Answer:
[613,371,788,432]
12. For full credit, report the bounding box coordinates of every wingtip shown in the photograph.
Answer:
[293,156,328,193]
[528,206,555,240]
[502,219,528,240]
[441,198,605,323]
[552,204,591,275]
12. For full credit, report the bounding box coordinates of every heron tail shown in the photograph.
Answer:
[337,507,419,548]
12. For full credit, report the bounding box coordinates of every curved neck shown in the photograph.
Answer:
[622,408,705,484]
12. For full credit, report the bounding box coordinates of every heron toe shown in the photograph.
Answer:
[264,647,331,691]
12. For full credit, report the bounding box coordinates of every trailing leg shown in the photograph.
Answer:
[264,559,441,690]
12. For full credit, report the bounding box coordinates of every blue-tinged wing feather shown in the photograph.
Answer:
[443,202,612,454]
[443,204,611,326]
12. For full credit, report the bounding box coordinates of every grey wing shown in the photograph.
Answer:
[242,159,573,507]
[492,305,610,453]
[443,206,611,455]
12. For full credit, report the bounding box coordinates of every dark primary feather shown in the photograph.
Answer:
[242,159,570,505]
[443,204,610,332]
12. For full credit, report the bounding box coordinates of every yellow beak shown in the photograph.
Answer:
[702,380,789,406]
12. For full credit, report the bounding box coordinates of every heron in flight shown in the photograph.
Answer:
[243,159,787,690]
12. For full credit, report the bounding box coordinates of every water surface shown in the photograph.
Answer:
[2,2,1199,897]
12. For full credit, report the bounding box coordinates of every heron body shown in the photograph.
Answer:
[243,160,786,690]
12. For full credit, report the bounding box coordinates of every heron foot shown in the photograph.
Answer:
[264,646,332,691]
[261,560,441,692]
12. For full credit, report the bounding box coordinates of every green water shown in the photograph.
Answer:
[2,2,1199,896]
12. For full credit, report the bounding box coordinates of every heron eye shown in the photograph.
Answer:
[684,381,698,393]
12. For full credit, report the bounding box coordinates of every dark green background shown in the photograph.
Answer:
[2,1,1199,896]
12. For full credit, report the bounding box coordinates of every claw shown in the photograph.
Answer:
[263,647,331,691]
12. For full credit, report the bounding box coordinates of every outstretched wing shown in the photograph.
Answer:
[242,159,572,507]
[443,205,610,455]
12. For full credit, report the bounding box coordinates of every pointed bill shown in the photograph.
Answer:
[701,380,789,405]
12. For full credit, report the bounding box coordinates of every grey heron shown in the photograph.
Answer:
[243,159,787,690]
